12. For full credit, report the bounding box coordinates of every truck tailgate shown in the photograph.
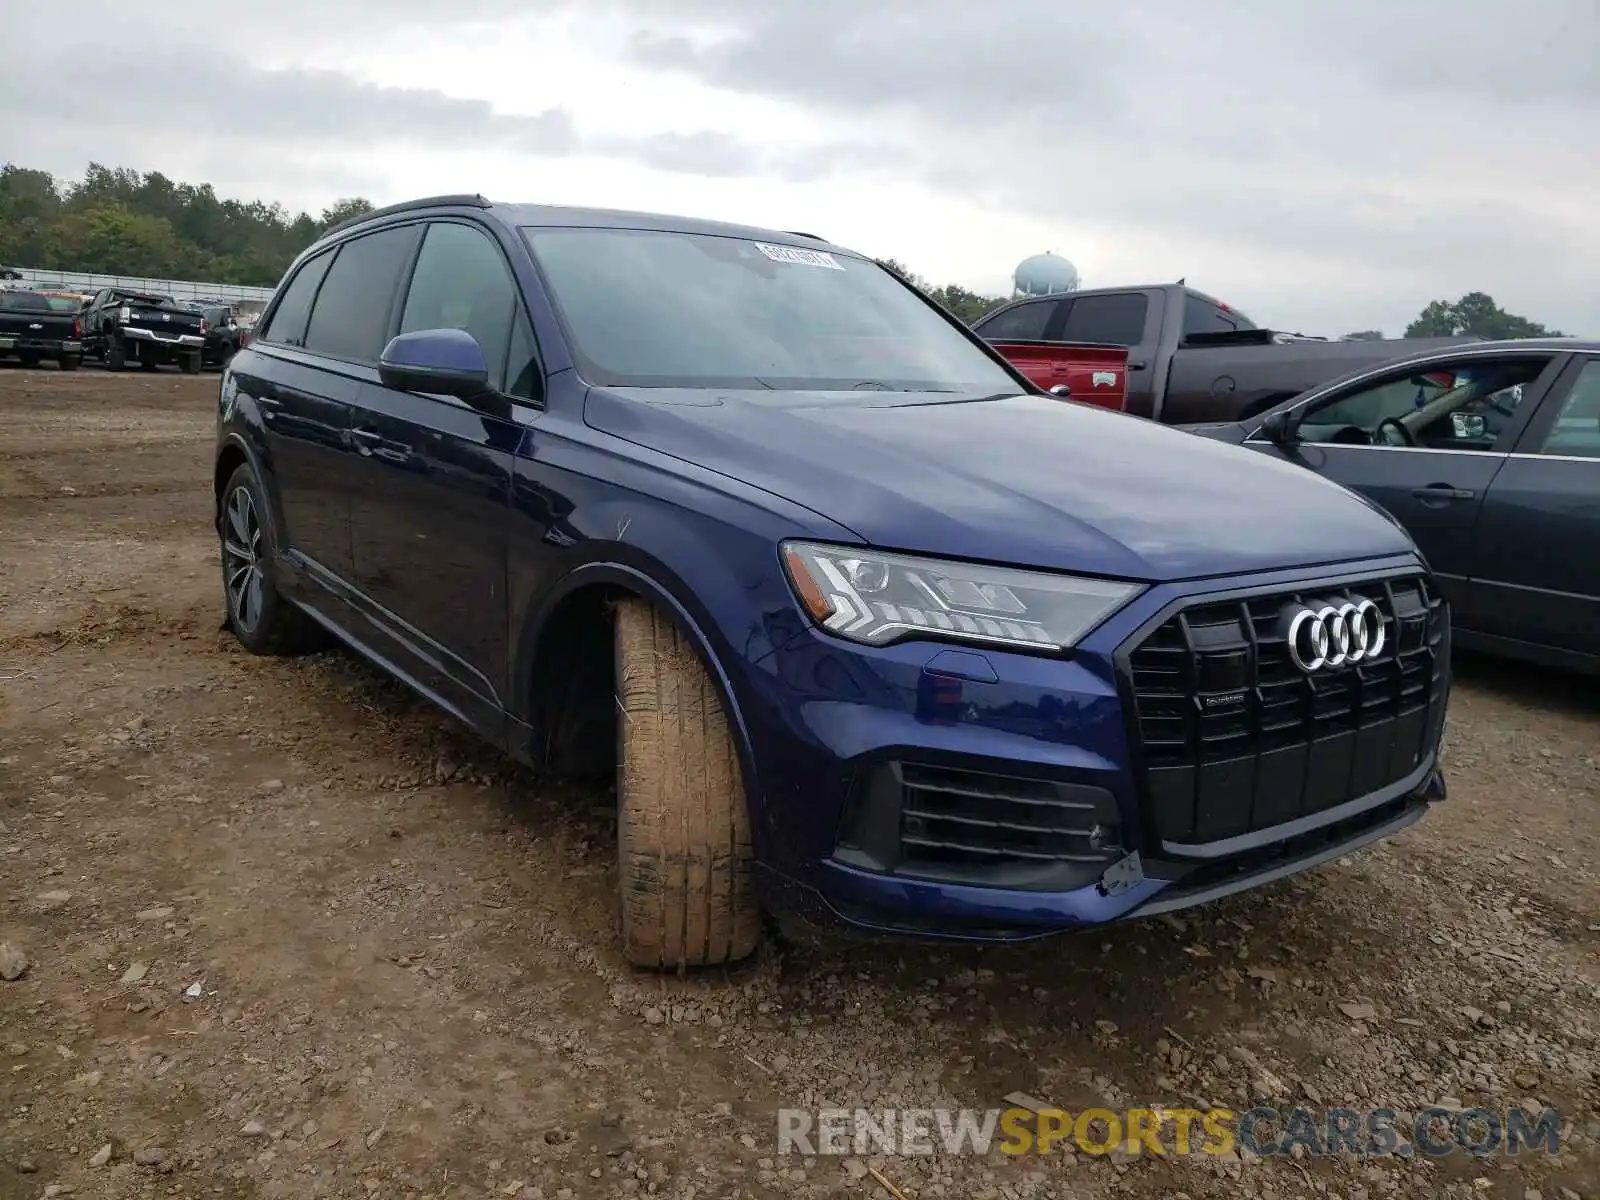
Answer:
[986,341,1130,411]
[125,304,205,338]
[0,296,81,350]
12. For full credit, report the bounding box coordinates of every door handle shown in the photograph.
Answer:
[1411,484,1475,501]
[1127,359,1149,371]
[350,428,384,445]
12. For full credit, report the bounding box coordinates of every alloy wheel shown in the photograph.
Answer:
[222,485,265,632]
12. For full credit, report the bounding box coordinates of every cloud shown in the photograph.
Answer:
[7,0,1598,336]
[575,0,1600,334]
[0,39,899,186]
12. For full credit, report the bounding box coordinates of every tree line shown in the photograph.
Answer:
[0,162,374,287]
[0,162,1570,341]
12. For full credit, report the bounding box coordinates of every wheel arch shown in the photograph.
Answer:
[513,560,762,808]
[213,433,285,553]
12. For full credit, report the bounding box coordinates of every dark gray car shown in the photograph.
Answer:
[1188,338,1600,674]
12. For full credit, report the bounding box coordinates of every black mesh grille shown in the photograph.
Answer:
[898,764,1115,867]
[1126,574,1448,846]
[832,763,1123,889]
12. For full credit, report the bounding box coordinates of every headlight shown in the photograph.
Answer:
[781,540,1143,653]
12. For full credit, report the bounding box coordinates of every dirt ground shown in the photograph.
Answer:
[0,366,1596,1200]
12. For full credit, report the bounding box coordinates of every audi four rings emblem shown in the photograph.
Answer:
[1281,598,1385,673]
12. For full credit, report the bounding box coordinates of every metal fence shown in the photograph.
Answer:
[5,267,276,304]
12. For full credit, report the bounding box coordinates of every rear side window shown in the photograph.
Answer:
[398,222,519,392]
[1061,293,1147,346]
[257,250,334,347]
[303,226,419,361]
[1182,298,1241,337]
[976,300,1056,341]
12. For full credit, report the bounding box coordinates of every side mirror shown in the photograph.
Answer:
[1452,413,1487,440]
[379,328,491,400]
[1260,409,1296,443]
[1048,383,1072,398]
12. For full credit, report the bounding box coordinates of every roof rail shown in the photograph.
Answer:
[783,230,827,241]
[322,193,492,239]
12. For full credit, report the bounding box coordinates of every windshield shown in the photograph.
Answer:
[521,227,1019,395]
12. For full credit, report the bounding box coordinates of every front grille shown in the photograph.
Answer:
[833,762,1122,889]
[1125,574,1447,846]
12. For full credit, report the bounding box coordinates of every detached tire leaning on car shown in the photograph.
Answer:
[106,339,127,371]
[180,352,201,374]
[613,597,761,970]
[59,354,81,371]
[219,463,323,656]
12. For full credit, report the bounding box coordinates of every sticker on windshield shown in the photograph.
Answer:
[753,242,845,270]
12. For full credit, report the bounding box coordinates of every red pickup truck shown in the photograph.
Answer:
[976,283,1476,424]
[987,340,1129,411]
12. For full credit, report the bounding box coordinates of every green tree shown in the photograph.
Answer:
[1404,292,1562,340]
[320,197,376,228]
[874,258,1007,325]
[0,160,377,286]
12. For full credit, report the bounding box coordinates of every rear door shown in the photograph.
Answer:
[1468,354,1600,661]
[1242,351,1565,611]
[234,246,362,590]
[346,219,533,731]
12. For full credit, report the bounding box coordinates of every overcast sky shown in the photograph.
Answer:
[6,1,1596,337]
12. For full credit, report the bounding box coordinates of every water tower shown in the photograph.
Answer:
[1013,252,1080,297]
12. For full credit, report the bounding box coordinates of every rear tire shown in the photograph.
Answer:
[219,463,325,656]
[58,355,81,372]
[613,597,760,970]
[18,353,41,369]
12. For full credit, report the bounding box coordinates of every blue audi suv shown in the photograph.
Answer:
[214,195,1449,969]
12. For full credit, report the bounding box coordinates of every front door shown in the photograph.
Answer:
[1243,352,1565,611]
[346,219,537,730]
[1471,355,1600,660]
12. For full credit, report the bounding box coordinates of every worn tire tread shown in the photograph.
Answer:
[615,597,758,970]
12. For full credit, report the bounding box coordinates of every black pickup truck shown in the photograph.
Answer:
[186,300,248,368]
[973,283,1477,424]
[80,287,207,373]
[0,289,84,369]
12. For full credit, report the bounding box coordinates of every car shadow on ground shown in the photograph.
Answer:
[1451,649,1599,718]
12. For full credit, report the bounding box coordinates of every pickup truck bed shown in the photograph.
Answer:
[974,283,1478,424]
[0,290,84,369]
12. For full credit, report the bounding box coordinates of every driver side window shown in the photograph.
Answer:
[1298,357,1550,450]
[1304,378,1421,437]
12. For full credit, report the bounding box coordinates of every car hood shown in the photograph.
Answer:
[585,387,1416,582]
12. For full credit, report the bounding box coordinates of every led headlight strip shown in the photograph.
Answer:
[782,541,1142,653]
